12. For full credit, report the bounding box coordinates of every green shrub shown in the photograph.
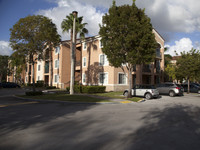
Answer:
[25,91,43,96]
[82,86,106,93]
[46,86,57,89]
[66,87,70,92]
[36,80,44,87]
[66,85,106,93]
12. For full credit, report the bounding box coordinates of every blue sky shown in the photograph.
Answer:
[0,0,200,56]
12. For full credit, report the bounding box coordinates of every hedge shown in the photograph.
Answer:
[66,85,106,94]
[25,91,43,96]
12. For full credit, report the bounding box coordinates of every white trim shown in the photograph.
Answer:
[55,46,60,55]
[118,72,128,85]
[83,57,87,67]
[98,37,103,48]
[54,59,59,69]
[38,64,41,71]
[83,42,87,50]
[98,72,109,85]
[99,54,109,66]
[54,74,59,83]
[82,73,86,84]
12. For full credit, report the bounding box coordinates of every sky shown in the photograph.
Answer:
[0,0,200,56]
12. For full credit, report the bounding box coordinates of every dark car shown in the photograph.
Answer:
[123,85,159,100]
[0,82,21,88]
[181,83,200,93]
[156,82,184,97]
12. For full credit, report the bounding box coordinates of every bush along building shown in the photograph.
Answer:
[7,29,164,91]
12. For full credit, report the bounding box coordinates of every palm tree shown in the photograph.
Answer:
[61,13,88,94]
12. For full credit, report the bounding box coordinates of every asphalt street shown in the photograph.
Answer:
[0,88,200,150]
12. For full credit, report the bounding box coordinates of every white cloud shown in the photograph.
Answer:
[165,38,193,56]
[36,0,104,40]
[0,41,13,56]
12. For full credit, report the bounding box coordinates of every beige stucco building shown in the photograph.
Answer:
[81,29,165,91]
[7,29,164,91]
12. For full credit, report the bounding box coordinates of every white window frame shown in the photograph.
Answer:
[99,72,108,85]
[82,73,86,84]
[55,46,60,54]
[54,59,59,69]
[38,64,41,71]
[83,42,87,50]
[83,57,87,67]
[99,54,109,66]
[118,73,127,85]
[54,74,59,83]
[99,38,103,48]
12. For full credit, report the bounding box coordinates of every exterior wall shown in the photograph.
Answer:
[82,31,165,91]
[36,60,44,81]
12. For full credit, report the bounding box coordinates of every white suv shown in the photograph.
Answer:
[123,85,159,100]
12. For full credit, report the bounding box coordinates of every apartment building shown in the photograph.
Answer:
[18,41,81,89]
[7,29,164,91]
[81,29,164,91]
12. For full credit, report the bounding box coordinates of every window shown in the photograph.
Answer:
[54,74,59,83]
[38,76,40,81]
[118,73,127,84]
[83,57,86,67]
[83,42,87,50]
[82,73,86,84]
[55,46,60,54]
[38,64,41,71]
[55,59,59,69]
[99,38,103,48]
[99,54,108,66]
[99,73,108,84]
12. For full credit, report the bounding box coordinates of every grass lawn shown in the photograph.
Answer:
[19,94,111,103]
[93,91,142,102]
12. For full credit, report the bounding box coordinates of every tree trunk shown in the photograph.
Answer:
[70,31,75,94]
[50,47,53,87]
[128,68,133,98]
[187,78,190,94]
[32,61,36,92]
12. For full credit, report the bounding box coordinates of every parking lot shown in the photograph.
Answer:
[0,89,200,150]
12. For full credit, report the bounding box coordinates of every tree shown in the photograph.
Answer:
[61,12,88,94]
[9,51,26,84]
[176,48,200,93]
[99,0,157,97]
[165,64,176,81]
[10,15,61,91]
[0,55,9,82]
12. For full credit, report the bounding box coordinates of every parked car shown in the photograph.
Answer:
[181,83,200,93]
[156,82,184,97]
[0,82,21,88]
[123,85,159,100]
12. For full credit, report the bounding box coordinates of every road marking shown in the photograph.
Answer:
[120,100,132,104]
[0,101,38,108]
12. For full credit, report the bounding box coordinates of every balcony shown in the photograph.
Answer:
[156,49,162,59]
[142,64,151,73]
[76,61,81,70]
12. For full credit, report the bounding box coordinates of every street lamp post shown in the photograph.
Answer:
[70,11,78,95]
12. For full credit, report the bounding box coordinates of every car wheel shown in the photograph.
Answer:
[124,91,128,97]
[145,93,152,100]
[169,91,175,97]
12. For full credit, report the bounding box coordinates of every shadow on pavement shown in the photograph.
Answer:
[122,105,200,150]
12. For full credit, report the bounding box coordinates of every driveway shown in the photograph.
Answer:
[0,89,200,150]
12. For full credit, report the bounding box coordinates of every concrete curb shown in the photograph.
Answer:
[13,95,121,105]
